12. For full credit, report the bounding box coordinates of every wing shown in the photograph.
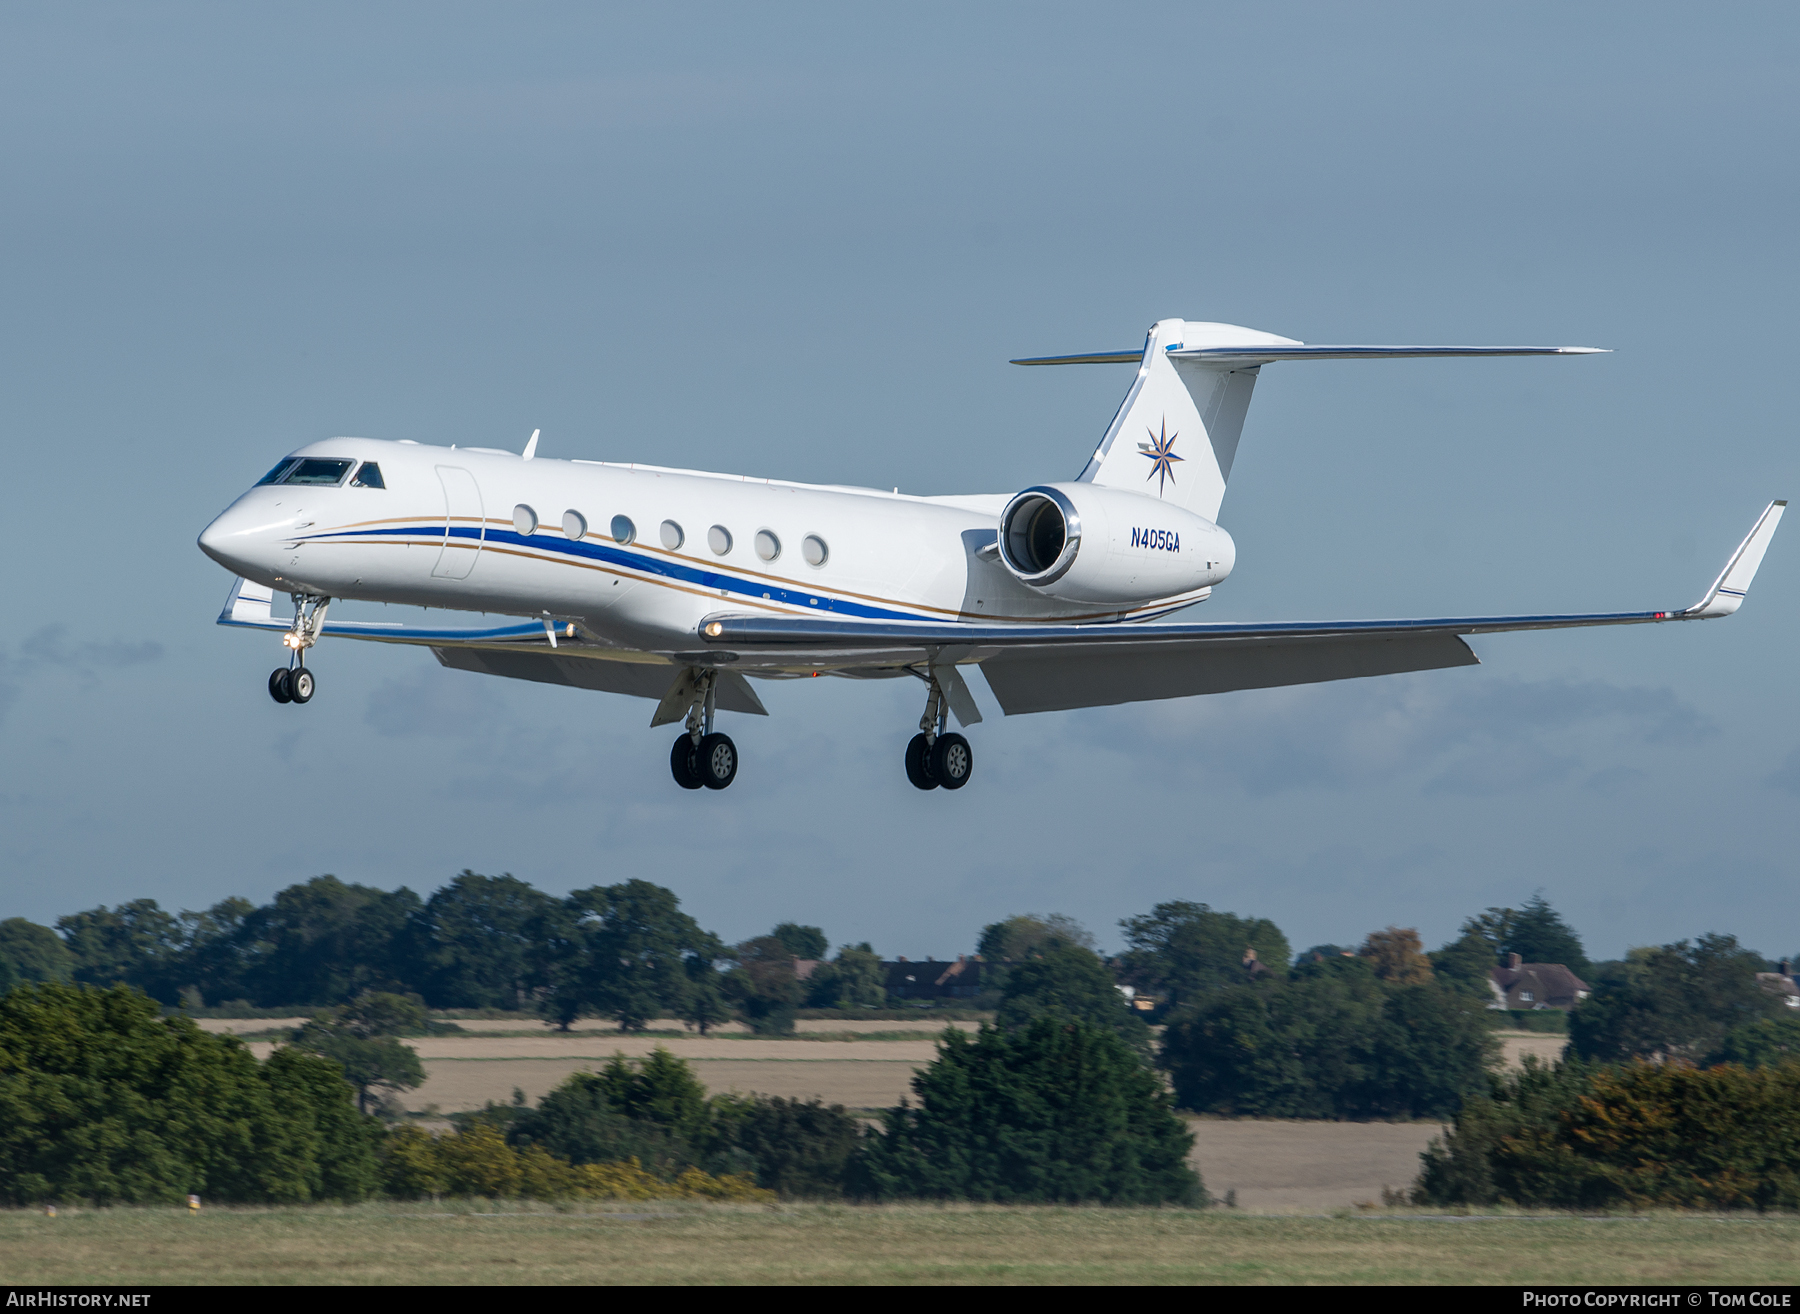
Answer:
[696,501,1785,715]
[213,579,768,716]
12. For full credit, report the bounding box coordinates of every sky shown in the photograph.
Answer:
[0,2,1795,964]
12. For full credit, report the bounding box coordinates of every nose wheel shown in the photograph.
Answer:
[268,667,316,704]
[267,592,329,707]
[904,668,974,791]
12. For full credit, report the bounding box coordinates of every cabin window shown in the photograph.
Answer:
[275,458,356,486]
[802,534,828,567]
[607,514,634,544]
[513,504,538,535]
[564,510,590,541]
[660,520,684,550]
[754,530,781,562]
[708,525,732,556]
[350,462,385,488]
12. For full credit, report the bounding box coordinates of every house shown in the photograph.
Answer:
[1489,954,1590,1010]
[1755,959,1800,1009]
[884,955,987,1001]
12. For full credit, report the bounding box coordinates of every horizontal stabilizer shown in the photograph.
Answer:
[1013,344,1606,366]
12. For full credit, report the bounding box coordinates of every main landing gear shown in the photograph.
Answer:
[268,593,329,708]
[669,669,737,791]
[905,669,973,791]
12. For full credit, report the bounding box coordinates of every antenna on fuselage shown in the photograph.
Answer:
[522,428,541,460]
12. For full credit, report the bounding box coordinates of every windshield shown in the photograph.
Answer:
[272,458,356,486]
[350,462,385,488]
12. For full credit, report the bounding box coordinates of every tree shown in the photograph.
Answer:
[1419,1057,1800,1211]
[1160,955,1495,1120]
[507,1049,709,1176]
[236,876,420,1007]
[976,913,1096,960]
[996,942,1151,1055]
[805,942,887,1010]
[1455,895,1591,978]
[1569,933,1785,1063]
[853,1018,1203,1205]
[407,871,558,1009]
[1430,929,1499,1001]
[770,923,828,961]
[726,936,803,1035]
[1117,901,1290,1013]
[289,992,429,1115]
[172,897,255,1006]
[681,951,733,1034]
[56,900,184,1001]
[1504,894,1591,978]
[562,881,718,1031]
[1712,1014,1800,1069]
[1360,927,1434,985]
[0,918,75,985]
[0,982,379,1204]
[709,1094,862,1197]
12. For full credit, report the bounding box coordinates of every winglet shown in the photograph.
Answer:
[1683,500,1787,618]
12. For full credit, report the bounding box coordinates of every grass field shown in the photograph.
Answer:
[3,1202,1797,1285]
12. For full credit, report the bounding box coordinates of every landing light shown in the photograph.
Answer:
[705,622,724,638]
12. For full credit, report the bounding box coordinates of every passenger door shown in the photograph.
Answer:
[432,466,485,579]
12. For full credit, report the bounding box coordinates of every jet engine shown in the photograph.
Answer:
[996,482,1235,606]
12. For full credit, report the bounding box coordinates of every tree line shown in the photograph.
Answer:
[0,873,886,1033]
[5,875,1794,1125]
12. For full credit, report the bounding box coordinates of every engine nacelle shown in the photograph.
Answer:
[996,482,1235,606]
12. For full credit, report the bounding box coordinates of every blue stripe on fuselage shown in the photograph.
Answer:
[304,524,930,621]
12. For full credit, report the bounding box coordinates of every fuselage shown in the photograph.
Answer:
[197,437,1235,657]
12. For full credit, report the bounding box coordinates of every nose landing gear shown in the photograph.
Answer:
[905,668,974,791]
[267,593,329,707]
[668,668,737,791]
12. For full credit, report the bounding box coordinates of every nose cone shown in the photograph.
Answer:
[198,501,295,576]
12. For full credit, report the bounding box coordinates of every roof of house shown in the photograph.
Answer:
[1491,962,1590,1000]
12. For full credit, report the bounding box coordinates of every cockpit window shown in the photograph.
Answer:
[255,459,298,486]
[275,458,356,486]
[350,462,385,488]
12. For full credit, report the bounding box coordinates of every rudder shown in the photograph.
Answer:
[1076,318,1297,521]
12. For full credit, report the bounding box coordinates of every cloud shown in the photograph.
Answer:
[0,625,164,730]
[1068,672,1716,798]
[16,624,163,673]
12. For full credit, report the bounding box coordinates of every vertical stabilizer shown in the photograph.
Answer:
[1077,319,1297,521]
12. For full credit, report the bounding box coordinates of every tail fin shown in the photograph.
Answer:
[1013,318,1606,522]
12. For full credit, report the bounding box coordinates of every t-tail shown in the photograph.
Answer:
[1013,318,1607,522]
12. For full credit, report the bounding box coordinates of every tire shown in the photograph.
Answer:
[670,735,703,790]
[904,733,938,790]
[697,732,737,790]
[268,668,293,703]
[289,668,315,704]
[929,732,973,790]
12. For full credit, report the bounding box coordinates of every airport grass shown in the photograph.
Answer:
[4,1202,1799,1285]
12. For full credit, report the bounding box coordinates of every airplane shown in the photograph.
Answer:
[197,317,1785,794]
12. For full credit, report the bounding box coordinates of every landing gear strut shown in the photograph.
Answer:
[669,669,737,791]
[905,669,973,791]
[268,593,329,707]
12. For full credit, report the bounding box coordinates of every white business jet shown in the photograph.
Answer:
[198,318,1784,794]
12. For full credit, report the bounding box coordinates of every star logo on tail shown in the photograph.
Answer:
[1138,418,1183,496]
